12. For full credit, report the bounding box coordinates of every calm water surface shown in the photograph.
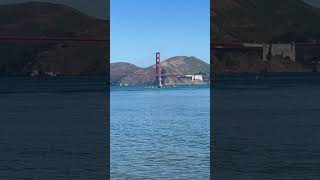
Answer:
[0,77,107,179]
[213,74,320,180]
[111,86,210,179]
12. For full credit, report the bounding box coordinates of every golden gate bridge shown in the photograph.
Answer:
[0,36,208,88]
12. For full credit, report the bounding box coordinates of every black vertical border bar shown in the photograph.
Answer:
[210,0,214,179]
[105,0,110,179]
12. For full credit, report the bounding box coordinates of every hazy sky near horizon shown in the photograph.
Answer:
[111,0,210,67]
[0,0,109,19]
[304,0,320,7]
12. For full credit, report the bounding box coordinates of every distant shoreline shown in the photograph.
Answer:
[1,71,320,79]
[110,84,210,89]
[213,71,320,77]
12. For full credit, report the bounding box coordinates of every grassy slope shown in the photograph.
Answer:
[118,56,209,85]
[213,0,320,42]
[0,2,108,76]
[110,62,142,83]
[212,0,320,73]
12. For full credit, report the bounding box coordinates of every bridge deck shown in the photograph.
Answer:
[0,36,108,43]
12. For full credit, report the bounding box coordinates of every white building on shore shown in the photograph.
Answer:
[185,75,203,81]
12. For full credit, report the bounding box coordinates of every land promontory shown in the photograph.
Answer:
[0,2,108,76]
[212,0,320,73]
[111,56,210,86]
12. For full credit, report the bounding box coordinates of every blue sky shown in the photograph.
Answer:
[111,0,210,67]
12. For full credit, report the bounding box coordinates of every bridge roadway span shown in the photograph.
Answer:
[213,42,320,48]
[0,36,108,43]
[211,42,320,62]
